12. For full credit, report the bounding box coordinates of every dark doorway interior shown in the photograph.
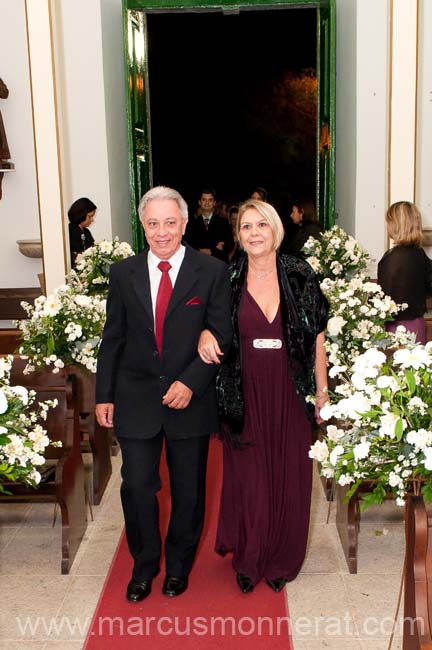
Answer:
[147,8,316,220]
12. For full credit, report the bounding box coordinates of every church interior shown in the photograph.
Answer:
[0,1,431,649]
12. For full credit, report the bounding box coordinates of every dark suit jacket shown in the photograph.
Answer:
[184,214,234,262]
[95,245,232,439]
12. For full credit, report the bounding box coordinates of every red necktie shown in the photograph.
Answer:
[204,217,209,230]
[155,261,172,354]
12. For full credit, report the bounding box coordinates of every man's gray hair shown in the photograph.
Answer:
[138,186,189,222]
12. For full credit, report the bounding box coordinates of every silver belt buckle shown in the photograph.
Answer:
[253,338,282,349]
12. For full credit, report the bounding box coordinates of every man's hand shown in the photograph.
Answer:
[96,403,114,427]
[215,241,225,251]
[162,381,193,409]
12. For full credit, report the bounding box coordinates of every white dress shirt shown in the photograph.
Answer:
[147,245,186,320]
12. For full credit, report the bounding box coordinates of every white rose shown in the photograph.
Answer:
[379,412,405,438]
[423,448,432,471]
[327,316,347,337]
[326,425,344,442]
[0,389,7,414]
[329,444,345,467]
[329,365,347,378]
[320,403,335,421]
[388,471,402,487]
[98,240,113,254]
[10,385,29,405]
[353,440,370,462]
[308,439,329,462]
[376,375,399,393]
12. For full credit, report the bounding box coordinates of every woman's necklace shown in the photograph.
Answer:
[249,267,275,280]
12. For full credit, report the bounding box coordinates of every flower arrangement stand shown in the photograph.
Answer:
[0,358,87,574]
[403,495,432,650]
[335,482,396,574]
[67,366,112,506]
[335,484,360,573]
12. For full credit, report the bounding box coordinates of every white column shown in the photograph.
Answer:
[25,0,67,293]
[388,0,418,204]
[416,0,432,227]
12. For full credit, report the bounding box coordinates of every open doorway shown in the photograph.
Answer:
[147,9,317,220]
[125,1,335,251]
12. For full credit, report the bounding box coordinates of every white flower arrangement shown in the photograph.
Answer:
[67,237,134,296]
[302,225,408,375]
[320,275,410,373]
[17,285,106,374]
[0,355,58,490]
[303,225,371,281]
[310,343,432,508]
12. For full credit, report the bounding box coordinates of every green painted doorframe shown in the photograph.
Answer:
[123,0,336,251]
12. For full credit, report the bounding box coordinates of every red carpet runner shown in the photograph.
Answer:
[84,438,292,649]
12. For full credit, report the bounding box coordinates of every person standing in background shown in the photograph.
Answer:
[68,197,97,266]
[281,197,322,257]
[184,187,234,262]
[378,201,432,344]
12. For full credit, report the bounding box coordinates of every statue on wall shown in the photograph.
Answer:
[0,78,13,200]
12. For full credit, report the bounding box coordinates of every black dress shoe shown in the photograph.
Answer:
[266,577,287,593]
[126,578,153,602]
[236,572,254,593]
[162,575,188,597]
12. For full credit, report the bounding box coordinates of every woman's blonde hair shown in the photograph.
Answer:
[386,201,423,246]
[236,199,285,251]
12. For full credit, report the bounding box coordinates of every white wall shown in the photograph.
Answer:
[0,0,42,288]
[101,0,132,244]
[54,0,113,245]
[416,0,432,227]
[335,0,389,276]
[335,0,357,237]
[354,0,389,272]
[54,0,131,250]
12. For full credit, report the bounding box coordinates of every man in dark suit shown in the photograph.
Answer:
[184,187,234,262]
[95,186,232,602]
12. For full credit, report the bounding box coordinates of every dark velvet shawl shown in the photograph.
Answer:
[216,253,328,440]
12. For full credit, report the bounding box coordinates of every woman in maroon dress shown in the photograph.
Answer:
[198,199,328,594]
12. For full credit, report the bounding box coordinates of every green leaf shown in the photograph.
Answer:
[359,485,386,511]
[47,332,55,356]
[395,418,404,441]
[405,370,416,394]
[421,481,432,503]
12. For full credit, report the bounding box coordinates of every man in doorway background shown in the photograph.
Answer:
[95,186,232,602]
[184,186,234,262]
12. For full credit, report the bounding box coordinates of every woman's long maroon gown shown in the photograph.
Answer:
[216,289,313,585]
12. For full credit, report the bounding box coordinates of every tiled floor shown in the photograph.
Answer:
[0,455,407,649]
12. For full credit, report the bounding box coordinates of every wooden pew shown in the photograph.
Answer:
[0,332,113,504]
[0,328,20,354]
[67,367,112,505]
[404,496,432,650]
[0,357,87,574]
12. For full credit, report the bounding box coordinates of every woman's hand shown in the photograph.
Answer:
[314,390,328,424]
[198,329,223,365]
